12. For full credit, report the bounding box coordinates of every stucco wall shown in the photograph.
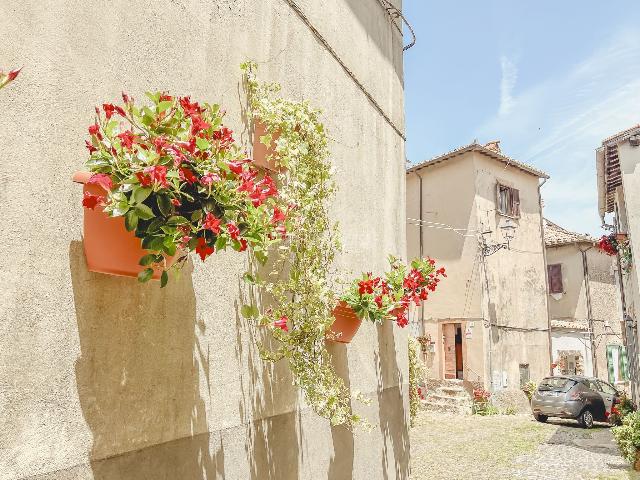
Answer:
[0,1,408,479]
[405,151,550,389]
[472,154,550,388]
[546,243,623,381]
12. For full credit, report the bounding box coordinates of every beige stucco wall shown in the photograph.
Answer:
[0,1,409,479]
[546,243,623,381]
[406,151,550,389]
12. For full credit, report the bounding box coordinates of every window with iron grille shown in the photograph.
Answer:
[519,364,530,388]
[496,184,520,217]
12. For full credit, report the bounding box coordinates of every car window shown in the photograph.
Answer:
[583,380,600,392]
[538,377,576,392]
[598,381,617,395]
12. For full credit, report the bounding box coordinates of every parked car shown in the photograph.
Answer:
[530,375,621,428]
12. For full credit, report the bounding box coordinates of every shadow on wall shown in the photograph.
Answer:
[327,342,355,480]
[235,272,303,480]
[376,321,410,480]
[69,241,223,479]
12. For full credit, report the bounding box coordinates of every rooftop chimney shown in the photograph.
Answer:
[484,140,501,153]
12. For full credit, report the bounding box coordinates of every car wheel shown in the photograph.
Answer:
[578,409,594,429]
[534,413,548,423]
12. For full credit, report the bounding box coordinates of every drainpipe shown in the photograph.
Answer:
[580,246,598,377]
[537,177,554,376]
[415,170,425,336]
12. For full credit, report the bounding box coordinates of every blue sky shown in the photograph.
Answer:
[403,1,640,236]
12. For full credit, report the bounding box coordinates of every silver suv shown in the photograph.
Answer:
[531,376,621,428]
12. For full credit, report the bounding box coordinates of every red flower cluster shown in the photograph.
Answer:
[598,234,617,256]
[473,388,491,401]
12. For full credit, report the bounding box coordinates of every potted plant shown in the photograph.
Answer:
[613,411,640,470]
[599,232,633,273]
[330,256,446,343]
[252,121,281,171]
[522,381,537,403]
[76,91,287,285]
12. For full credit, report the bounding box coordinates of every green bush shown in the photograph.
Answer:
[612,411,640,463]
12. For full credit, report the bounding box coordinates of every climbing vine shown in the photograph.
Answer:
[241,62,362,427]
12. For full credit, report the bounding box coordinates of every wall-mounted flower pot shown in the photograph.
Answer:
[73,172,175,279]
[327,301,362,343]
[616,233,629,243]
[252,121,281,172]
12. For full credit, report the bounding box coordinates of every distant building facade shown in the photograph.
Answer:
[406,141,551,393]
[544,219,627,385]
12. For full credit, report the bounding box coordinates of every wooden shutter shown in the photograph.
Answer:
[606,346,615,383]
[548,264,563,294]
[511,188,520,217]
[620,346,629,381]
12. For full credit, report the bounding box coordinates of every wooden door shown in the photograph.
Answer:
[443,323,456,379]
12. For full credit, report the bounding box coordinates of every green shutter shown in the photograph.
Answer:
[606,345,615,383]
[620,346,629,381]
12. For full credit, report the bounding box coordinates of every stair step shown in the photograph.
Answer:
[429,394,472,405]
[421,400,472,415]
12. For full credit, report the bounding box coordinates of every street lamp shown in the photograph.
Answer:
[482,218,517,256]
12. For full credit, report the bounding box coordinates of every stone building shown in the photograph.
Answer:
[544,219,627,385]
[406,141,551,395]
[0,1,410,479]
[597,124,640,401]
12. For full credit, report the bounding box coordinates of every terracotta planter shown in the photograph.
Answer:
[634,450,640,471]
[73,172,175,279]
[252,121,281,172]
[327,301,362,343]
[617,233,629,243]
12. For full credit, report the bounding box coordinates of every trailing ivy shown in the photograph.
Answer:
[241,62,362,427]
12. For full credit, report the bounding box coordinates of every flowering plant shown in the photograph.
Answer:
[0,66,21,91]
[599,233,633,273]
[82,92,287,285]
[473,387,491,402]
[522,381,537,401]
[340,256,446,327]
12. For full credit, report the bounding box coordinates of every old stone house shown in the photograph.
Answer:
[597,124,640,401]
[0,1,410,479]
[544,219,627,385]
[406,141,550,395]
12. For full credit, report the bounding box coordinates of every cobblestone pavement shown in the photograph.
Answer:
[410,411,640,480]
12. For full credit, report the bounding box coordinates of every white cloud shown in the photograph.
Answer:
[476,29,640,235]
[499,56,518,116]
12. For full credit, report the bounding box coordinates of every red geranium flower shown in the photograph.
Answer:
[227,159,248,175]
[102,103,126,120]
[7,67,22,81]
[143,165,169,188]
[238,238,248,252]
[273,316,289,332]
[82,191,103,210]
[191,115,211,136]
[213,127,234,148]
[85,140,97,154]
[88,123,102,140]
[159,93,173,102]
[203,213,221,234]
[226,221,240,240]
[117,130,137,149]
[179,167,197,185]
[200,172,221,186]
[179,96,202,117]
[87,173,113,192]
[195,237,214,261]
[271,206,286,225]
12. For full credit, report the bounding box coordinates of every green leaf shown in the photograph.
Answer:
[135,203,155,220]
[142,235,164,251]
[191,210,203,221]
[145,91,161,103]
[196,137,210,151]
[137,268,154,283]
[160,270,169,288]
[162,237,177,256]
[132,186,152,204]
[241,304,259,319]
[112,201,129,217]
[255,250,268,265]
[242,272,256,284]
[166,215,189,225]
[157,100,173,113]
[139,254,157,266]
[157,195,172,216]
[124,210,139,231]
[146,218,163,233]
[215,235,228,251]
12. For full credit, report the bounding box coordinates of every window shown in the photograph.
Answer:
[496,184,520,217]
[548,264,563,294]
[519,364,530,388]
[538,377,576,392]
[607,345,629,383]
[597,381,618,396]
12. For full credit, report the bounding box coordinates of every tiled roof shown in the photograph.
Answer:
[601,124,640,146]
[544,219,594,247]
[406,142,549,179]
[551,319,588,331]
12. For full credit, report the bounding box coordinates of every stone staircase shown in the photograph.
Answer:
[421,379,473,415]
